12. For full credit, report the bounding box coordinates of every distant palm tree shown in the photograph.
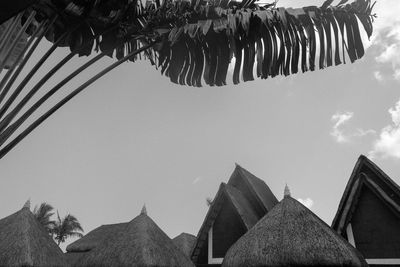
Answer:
[52,211,84,246]
[33,202,55,233]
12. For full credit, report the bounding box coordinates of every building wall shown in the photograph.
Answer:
[352,185,400,259]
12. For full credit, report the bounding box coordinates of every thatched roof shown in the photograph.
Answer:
[76,212,195,267]
[192,164,278,262]
[0,205,67,267]
[332,155,400,234]
[65,252,86,267]
[66,223,128,252]
[222,196,368,267]
[172,233,197,258]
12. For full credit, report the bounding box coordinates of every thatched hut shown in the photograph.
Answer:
[222,188,368,267]
[66,222,127,252]
[65,222,128,265]
[76,207,195,267]
[0,201,67,267]
[172,233,197,258]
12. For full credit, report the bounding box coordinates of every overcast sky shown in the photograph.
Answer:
[1,0,400,251]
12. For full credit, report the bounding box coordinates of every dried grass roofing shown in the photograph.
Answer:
[172,232,197,258]
[0,206,67,267]
[222,196,368,267]
[75,212,195,267]
[66,222,128,252]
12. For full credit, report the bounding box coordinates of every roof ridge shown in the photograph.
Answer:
[332,155,400,231]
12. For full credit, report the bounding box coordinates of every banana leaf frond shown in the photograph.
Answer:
[156,0,375,86]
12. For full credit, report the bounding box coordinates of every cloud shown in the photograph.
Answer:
[331,112,354,143]
[369,99,400,159]
[330,112,375,143]
[374,71,383,82]
[371,0,400,82]
[297,198,314,209]
[192,176,203,184]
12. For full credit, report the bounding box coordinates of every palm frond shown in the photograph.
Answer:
[52,212,84,245]
[156,0,375,86]
[33,202,55,233]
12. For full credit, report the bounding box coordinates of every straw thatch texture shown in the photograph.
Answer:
[76,213,195,267]
[0,206,67,267]
[66,223,127,252]
[172,233,196,258]
[65,252,86,267]
[222,196,368,267]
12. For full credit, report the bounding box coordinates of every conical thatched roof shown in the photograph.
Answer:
[172,233,196,258]
[66,223,128,253]
[0,205,67,267]
[77,212,195,267]
[222,196,368,267]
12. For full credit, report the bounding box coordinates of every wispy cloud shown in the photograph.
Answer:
[297,198,314,209]
[374,71,383,82]
[331,112,354,143]
[192,176,203,185]
[330,112,375,143]
[369,99,400,159]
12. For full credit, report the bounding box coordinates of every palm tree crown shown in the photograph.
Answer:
[53,212,84,246]
[33,202,55,233]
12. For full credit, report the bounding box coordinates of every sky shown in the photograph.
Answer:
[1,0,400,251]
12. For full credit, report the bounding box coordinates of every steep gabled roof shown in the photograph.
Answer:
[222,196,367,267]
[66,223,128,252]
[191,179,269,262]
[0,206,66,267]
[332,155,400,234]
[228,164,278,212]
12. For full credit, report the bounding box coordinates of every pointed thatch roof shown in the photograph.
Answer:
[76,212,195,267]
[332,155,400,234]
[0,205,67,267]
[66,223,128,253]
[172,233,197,258]
[222,196,368,267]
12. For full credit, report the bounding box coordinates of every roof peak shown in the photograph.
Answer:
[140,204,147,215]
[22,199,31,209]
[284,184,291,198]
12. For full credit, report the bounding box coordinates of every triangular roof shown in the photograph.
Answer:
[0,206,67,267]
[77,212,195,267]
[191,164,278,262]
[228,164,278,212]
[66,222,128,252]
[222,196,368,267]
[332,155,400,234]
[172,233,197,258]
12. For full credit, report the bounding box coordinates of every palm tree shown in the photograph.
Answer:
[0,0,375,158]
[33,202,56,233]
[52,211,84,246]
